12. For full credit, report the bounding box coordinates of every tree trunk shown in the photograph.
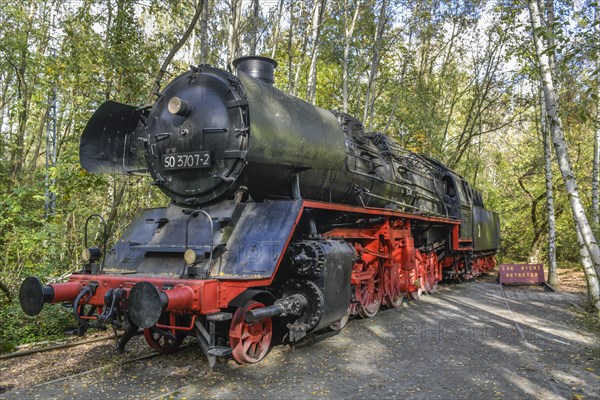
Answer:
[593,4,600,227]
[342,0,361,113]
[0,73,8,142]
[529,0,600,286]
[287,4,294,92]
[363,0,387,130]
[187,24,196,65]
[541,87,558,286]
[106,179,126,239]
[13,47,28,178]
[0,280,11,303]
[199,0,209,64]
[11,4,36,179]
[546,0,556,77]
[250,0,260,55]
[383,37,411,135]
[292,19,308,96]
[227,0,242,68]
[147,0,204,106]
[290,2,310,96]
[25,110,46,172]
[576,227,600,316]
[271,0,285,59]
[104,0,113,99]
[306,0,327,104]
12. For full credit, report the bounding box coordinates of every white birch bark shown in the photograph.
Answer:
[593,5,600,227]
[306,0,327,104]
[541,88,558,286]
[343,0,361,113]
[291,2,308,96]
[271,0,285,59]
[528,0,600,284]
[546,0,556,76]
[187,28,196,66]
[576,227,600,316]
[287,6,294,92]
[363,0,387,129]
[199,0,209,64]
[227,0,242,68]
[250,0,259,55]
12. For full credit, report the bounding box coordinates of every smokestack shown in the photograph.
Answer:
[233,56,278,85]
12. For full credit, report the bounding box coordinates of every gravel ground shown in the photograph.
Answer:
[1,278,598,400]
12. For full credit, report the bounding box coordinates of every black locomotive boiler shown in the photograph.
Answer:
[19,56,500,366]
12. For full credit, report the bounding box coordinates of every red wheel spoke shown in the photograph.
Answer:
[229,300,273,364]
[143,328,183,355]
[356,263,383,318]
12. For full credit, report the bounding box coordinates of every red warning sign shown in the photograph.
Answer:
[498,264,545,284]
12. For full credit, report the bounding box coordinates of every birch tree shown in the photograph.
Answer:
[226,0,242,68]
[528,0,600,310]
[593,4,600,227]
[541,89,558,286]
[342,0,361,113]
[270,0,285,59]
[576,228,600,314]
[363,0,387,130]
[199,0,209,64]
[306,0,327,104]
[290,1,309,96]
[249,0,260,55]
[539,0,557,286]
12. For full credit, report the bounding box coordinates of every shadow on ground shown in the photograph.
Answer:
[2,280,598,400]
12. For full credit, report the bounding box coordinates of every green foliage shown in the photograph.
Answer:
[0,298,74,352]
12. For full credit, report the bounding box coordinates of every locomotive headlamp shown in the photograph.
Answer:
[184,248,200,265]
[183,249,196,265]
[82,247,102,262]
[184,249,206,265]
[167,96,191,116]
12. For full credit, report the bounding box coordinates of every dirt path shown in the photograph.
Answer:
[2,281,598,400]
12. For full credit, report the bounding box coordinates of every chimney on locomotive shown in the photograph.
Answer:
[232,56,278,85]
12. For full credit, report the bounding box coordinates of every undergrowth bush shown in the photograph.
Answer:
[0,298,74,353]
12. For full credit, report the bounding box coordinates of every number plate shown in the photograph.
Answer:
[162,151,211,170]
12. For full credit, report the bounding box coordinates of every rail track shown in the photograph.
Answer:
[0,334,119,360]
[0,342,197,396]
[0,330,195,396]
[31,347,179,389]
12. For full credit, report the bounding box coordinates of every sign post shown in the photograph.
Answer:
[498,264,545,284]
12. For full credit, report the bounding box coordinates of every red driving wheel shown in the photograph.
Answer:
[143,328,184,354]
[408,252,425,300]
[356,267,383,318]
[383,265,404,308]
[424,253,439,294]
[229,300,273,364]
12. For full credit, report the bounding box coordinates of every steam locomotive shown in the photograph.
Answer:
[19,56,500,366]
